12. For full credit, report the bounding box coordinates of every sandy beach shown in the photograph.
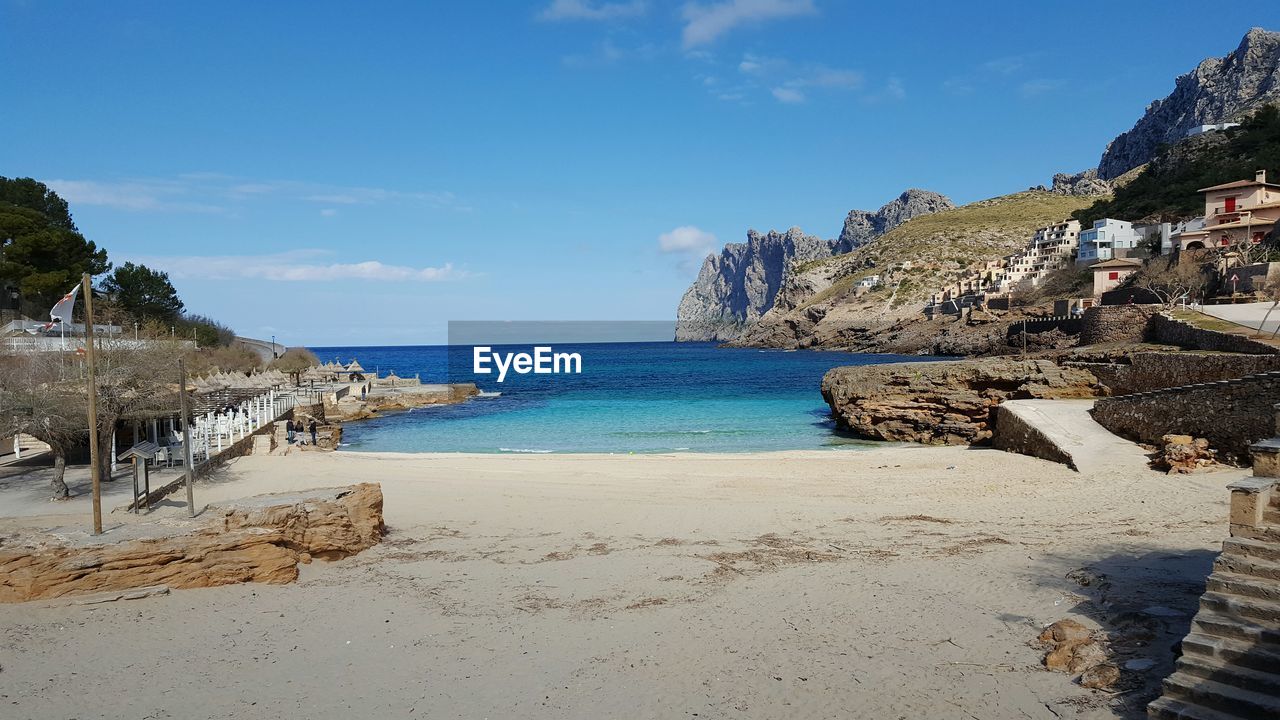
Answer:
[0,446,1239,719]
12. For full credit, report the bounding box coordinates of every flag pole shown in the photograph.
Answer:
[179,357,196,517]
[83,273,103,535]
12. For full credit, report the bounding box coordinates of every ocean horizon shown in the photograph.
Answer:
[310,342,943,454]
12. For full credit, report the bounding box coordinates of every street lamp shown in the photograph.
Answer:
[271,335,277,359]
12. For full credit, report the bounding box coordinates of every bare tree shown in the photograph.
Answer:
[0,352,89,498]
[88,337,186,482]
[270,347,319,386]
[1131,256,1211,308]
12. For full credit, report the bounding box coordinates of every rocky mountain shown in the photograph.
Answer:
[674,189,953,341]
[1098,27,1280,180]
[836,189,954,251]
[675,227,831,342]
[729,191,1098,352]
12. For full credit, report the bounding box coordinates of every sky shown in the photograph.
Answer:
[1,1,1274,346]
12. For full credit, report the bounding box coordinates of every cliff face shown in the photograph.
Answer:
[1098,27,1280,180]
[675,189,952,341]
[675,228,832,342]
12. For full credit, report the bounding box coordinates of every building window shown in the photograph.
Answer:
[1108,272,1119,280]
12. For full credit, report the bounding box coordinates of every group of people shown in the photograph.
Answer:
[286,418,319,445]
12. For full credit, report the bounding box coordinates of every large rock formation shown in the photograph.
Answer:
[674,189,953,341]
[1099,27,1280,179]
[0,483,384,603]
[835,189,954,251]
[674,227,832,342]
[820,358,1099,445]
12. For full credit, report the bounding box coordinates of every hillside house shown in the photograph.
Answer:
[1090,258,1143,296]
[1177,170,1280,252]
[1077,219,1142,265]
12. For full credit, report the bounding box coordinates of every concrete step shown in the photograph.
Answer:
[1193,612,1280,648]
[1205,571,1280,605]
[1215,552,1280,583]
[1181,632,1280,675]
[1224,537,1280,564]
[1231,524,1280,544]
[1200,592,1280,630]
[1161,673,1280,720]
[1175,653,1280,696]
[1148,696,1250,720]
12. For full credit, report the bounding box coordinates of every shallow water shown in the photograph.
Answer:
[310,342,942,453]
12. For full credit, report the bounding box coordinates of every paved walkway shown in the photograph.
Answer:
[999,399,1153,474]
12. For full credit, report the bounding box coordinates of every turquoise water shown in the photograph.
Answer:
[310,342,941,454]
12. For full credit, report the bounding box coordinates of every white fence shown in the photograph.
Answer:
[6,336,196,352]
[129,389,300,469]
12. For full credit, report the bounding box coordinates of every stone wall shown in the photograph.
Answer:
[1147,313,1279,355]
[1091,370,1280,462]
[1079,305,1157,345]
[1077,351,1280,395]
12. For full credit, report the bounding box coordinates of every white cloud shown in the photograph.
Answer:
[658,225,717,254]
[1019,78,1062,98]
[133,250,468,283]
[771,86,805,103]
[319,208,338,217]
[681,0,816,48]
[538,0,647,21]
[44,175,459,213]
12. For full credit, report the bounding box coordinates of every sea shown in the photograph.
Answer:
[309,342,942,454]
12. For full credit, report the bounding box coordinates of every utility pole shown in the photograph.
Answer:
[179,358,196,517]
[83,273,103,535]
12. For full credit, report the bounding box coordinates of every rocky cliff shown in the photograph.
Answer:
[1098,27,1280,180]
[731,191,1097,352]
[675,189,952,341]
[820,358,1100,445]
[835,189,954,251]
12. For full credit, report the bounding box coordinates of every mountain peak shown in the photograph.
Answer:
[1098,27,1280,179]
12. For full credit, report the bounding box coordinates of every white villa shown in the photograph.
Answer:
[1076,219,1142,265]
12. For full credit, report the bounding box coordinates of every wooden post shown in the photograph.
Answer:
[82,273,103,535]
[179,358,196,517]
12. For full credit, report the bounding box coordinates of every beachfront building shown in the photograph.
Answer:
[1076,219,1141,265]
[1177,170,1280,252]
[1090,258,1143,296]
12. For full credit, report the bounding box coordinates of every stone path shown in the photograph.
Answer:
[997,398,1152,474]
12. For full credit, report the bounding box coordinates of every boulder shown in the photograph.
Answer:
[821,358,1100,445]
[1153,434,1216,474]
[0,483,384,603]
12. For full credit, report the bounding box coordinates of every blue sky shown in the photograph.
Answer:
[1,1,1273,345]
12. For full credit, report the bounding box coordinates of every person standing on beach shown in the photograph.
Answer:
[286,419,295,444]
[309,420,318,446]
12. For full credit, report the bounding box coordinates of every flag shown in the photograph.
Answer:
[43,284,80,331]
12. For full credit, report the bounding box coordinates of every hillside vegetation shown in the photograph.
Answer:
[732,190,1098,351]
[1074,104,1280,227]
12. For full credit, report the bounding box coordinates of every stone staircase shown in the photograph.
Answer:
[1147,468,1280,718]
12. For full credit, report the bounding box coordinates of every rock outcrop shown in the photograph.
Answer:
[0,483,384,603]
[1044,169,1112,197]
[674,190,952,341]
[1099,28,1280,179]
[820,358,1099,445]
[835,189,954,252]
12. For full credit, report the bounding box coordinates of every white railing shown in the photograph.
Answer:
[174,389,299,468]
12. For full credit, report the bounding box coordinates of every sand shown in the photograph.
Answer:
[0,447,1239,719]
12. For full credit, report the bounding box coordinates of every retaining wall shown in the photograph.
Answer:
[1076,351,1280,395]
[1091,370,1280,463]
[1147,313,1279,355]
